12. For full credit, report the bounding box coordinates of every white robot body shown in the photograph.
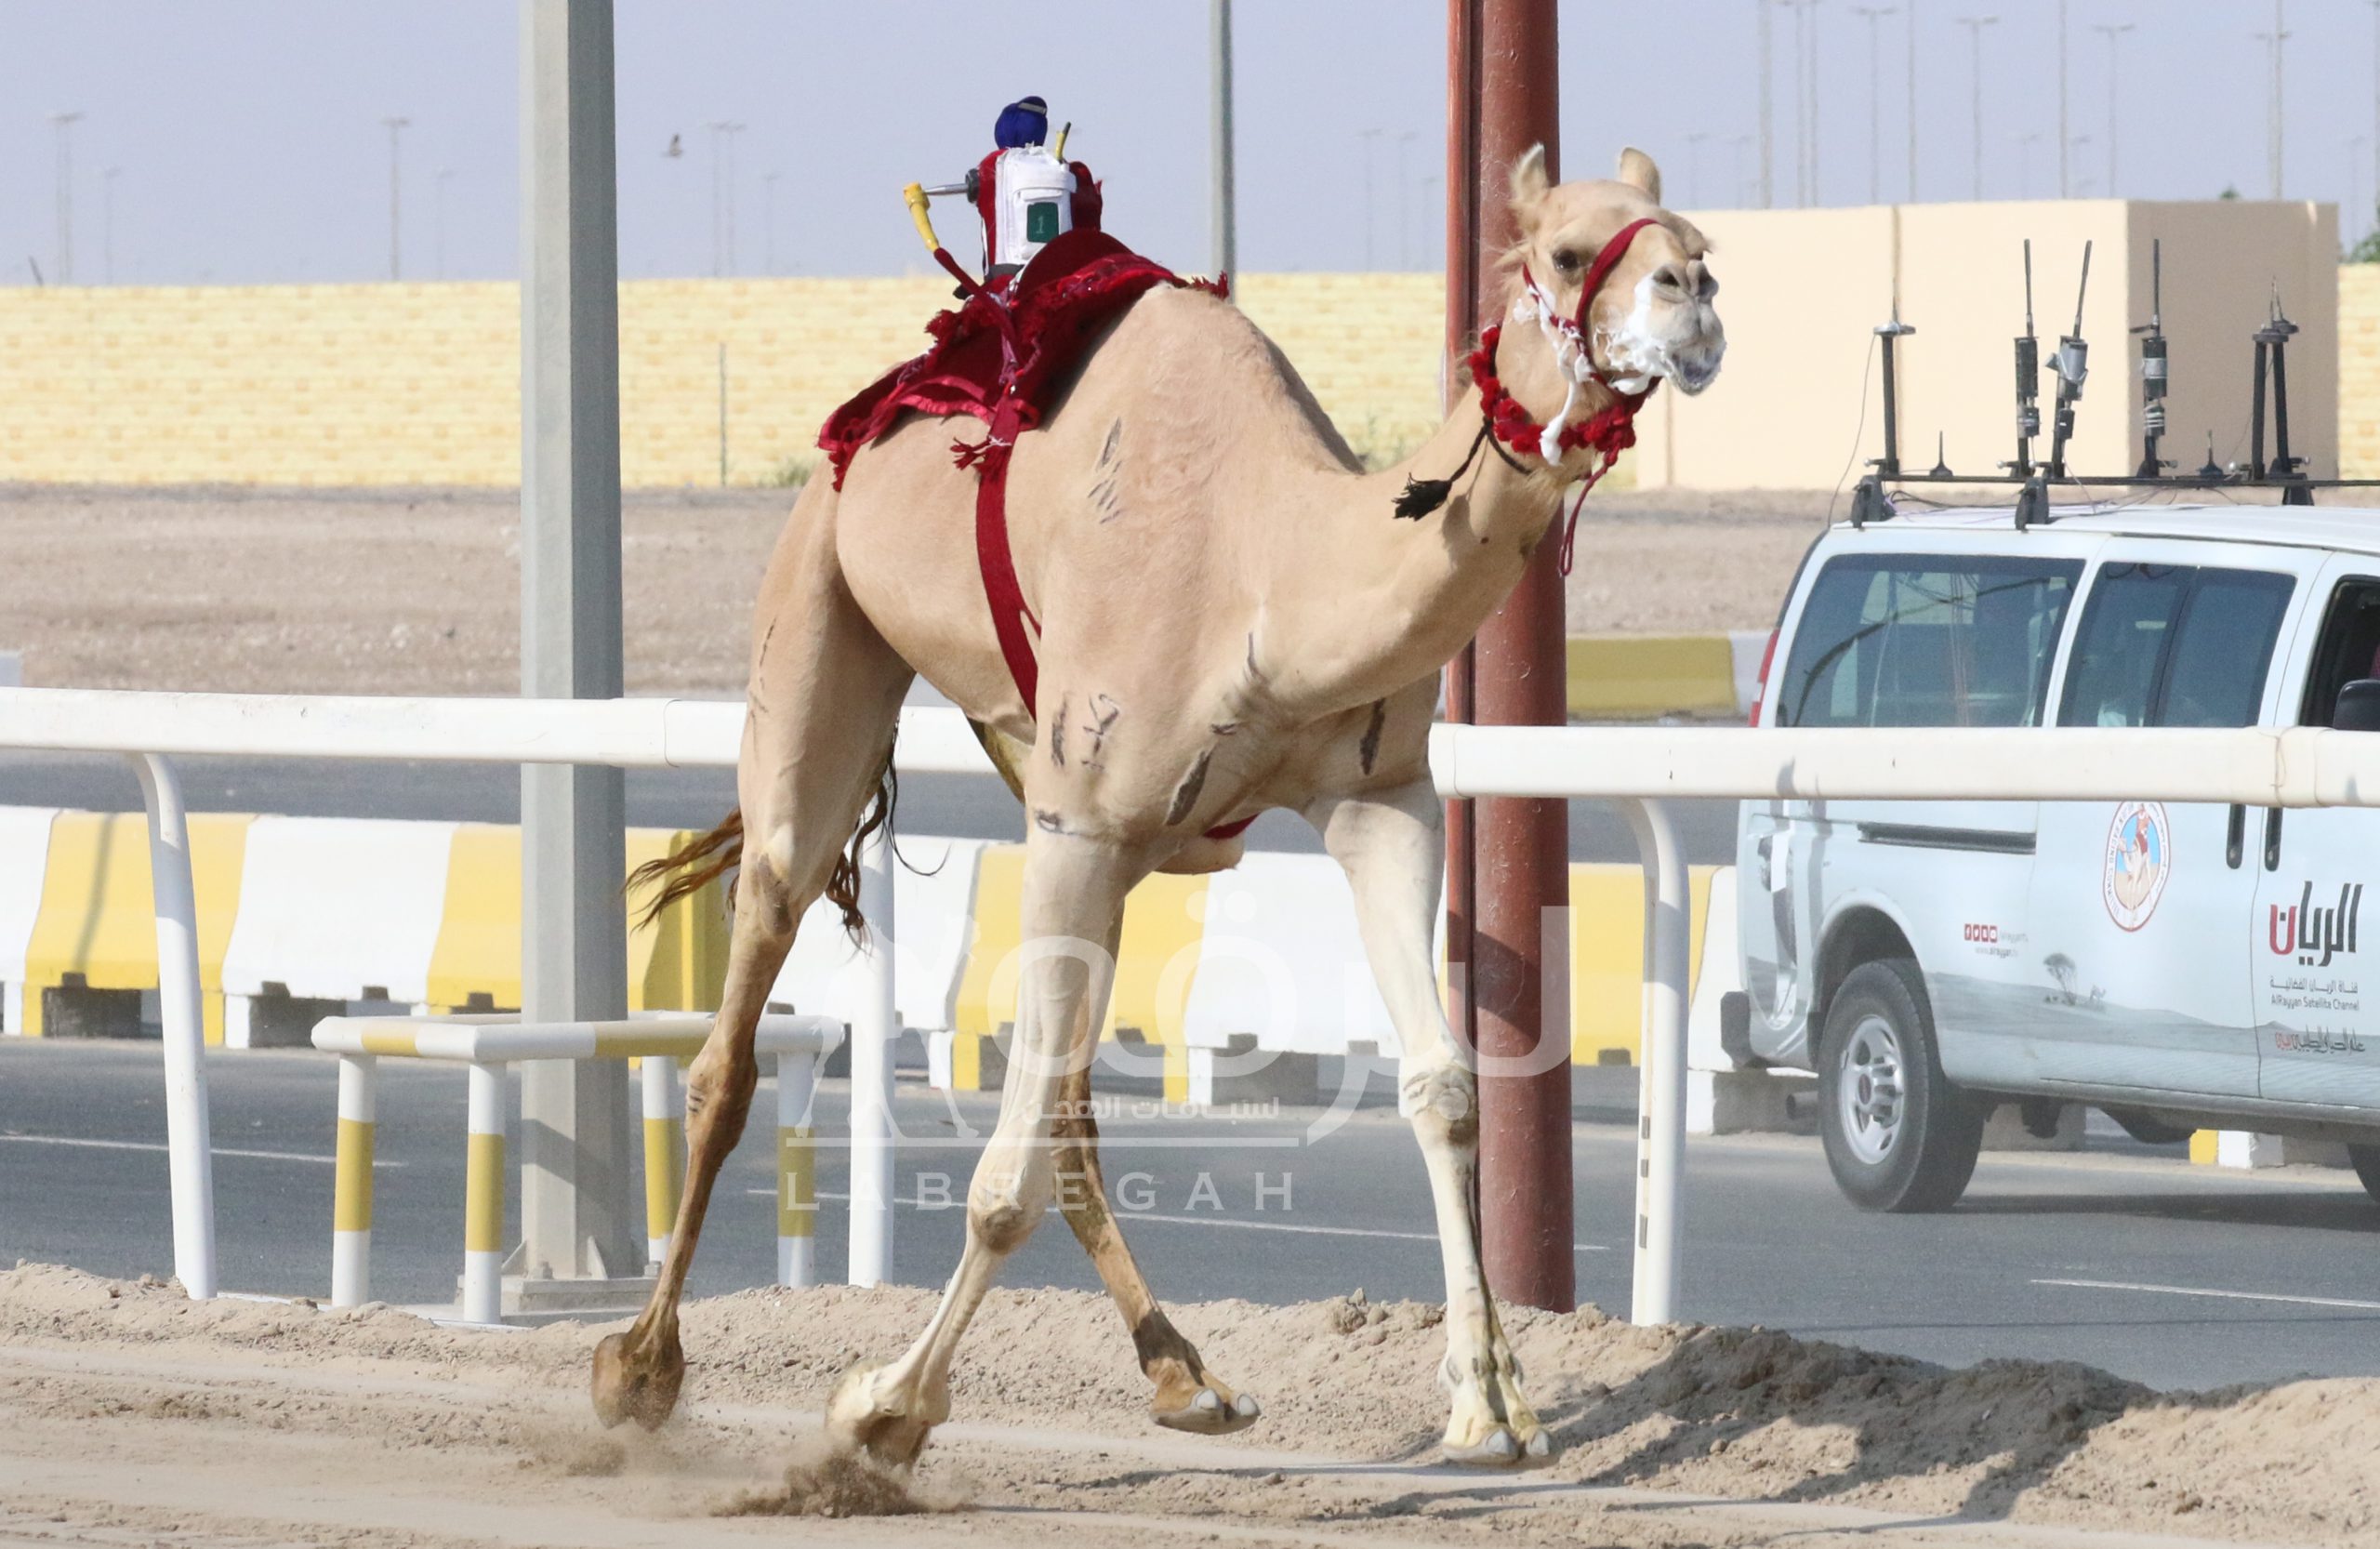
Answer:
[988,147,1076,271]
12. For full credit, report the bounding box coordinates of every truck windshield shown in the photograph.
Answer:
[1775,554,2083,728]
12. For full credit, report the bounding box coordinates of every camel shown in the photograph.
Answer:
[589,144,1725,1467]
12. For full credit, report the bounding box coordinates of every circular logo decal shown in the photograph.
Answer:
[2102,801,2171,932]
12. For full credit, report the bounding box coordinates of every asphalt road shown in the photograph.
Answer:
[6,1039,2376,1394]
[0,752,1743,865]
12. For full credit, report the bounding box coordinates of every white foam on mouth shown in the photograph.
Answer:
[1596,272,1725,395]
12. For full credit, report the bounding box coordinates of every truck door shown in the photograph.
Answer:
[2252,560,2380,1111]
[1744,549,2084,1072]
[2026,546,2314,1097]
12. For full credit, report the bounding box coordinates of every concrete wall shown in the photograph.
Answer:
[1634,199,2341,489]
[0,272,1442,488]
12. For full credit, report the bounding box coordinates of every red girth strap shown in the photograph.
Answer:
[970,399,1258,845]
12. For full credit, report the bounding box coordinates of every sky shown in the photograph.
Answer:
[3,0,2375,288]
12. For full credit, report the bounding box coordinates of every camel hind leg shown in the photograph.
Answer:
[592,481,912,1429]
[1049,940,1261,1436]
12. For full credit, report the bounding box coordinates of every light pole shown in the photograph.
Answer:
[704,120,745,277]
[762,170,779,274]
[2069,135,2093,196]
[1805,0,1824,205]
[1851,6,1897,205]
[1210,0,1236,278]
[1684,130,1709,207]
[433,167,456,280]
[1758,0,1774,206]
[2015,130,2043,198]
[2056,0,2069,197]
[2255,4,2289,200]
[1790,0,1810,204]
[102,165,119,285]
[1954,15,1998,201]
[2092,22,2133,199]
[381,116,409,281]
[50,111,82,285]
[1357,126,1383,269]
[1732,132,1754,205]
[2351,137,2370,247]
[1906,0,1920,201]
[1397,129,1419,268]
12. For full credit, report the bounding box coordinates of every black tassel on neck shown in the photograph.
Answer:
[1394,419,1494,520]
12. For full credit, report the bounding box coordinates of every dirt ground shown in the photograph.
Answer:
[0,483,1834,696]
[1,1264,2370,1549]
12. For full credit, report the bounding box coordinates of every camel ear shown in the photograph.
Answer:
[1510,144,1552,231]
[1617,147,1662,202]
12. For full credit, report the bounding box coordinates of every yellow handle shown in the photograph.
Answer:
[902,182,940,254]
[1052,122,1071,162]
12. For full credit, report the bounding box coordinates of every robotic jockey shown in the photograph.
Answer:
[967,96,1103,283]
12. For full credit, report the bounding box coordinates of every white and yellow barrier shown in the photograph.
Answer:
[312,1012,840,1323]
[0,807,59,1035]
[1,810,729,1043]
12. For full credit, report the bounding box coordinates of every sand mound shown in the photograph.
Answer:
[3,1263,2375,1546]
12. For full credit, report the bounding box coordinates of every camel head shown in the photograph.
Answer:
[1503,145,1726,407]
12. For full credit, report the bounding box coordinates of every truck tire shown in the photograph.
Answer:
[2350,1145,2380,1206]
[1818,959,1986,1212]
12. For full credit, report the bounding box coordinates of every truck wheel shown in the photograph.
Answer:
[1818,960,1985,1212]
[2350,1145,2380,1206]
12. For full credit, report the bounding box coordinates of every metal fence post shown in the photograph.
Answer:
[847,828,897,1286]
[332,1053,378,1306]
[463,1061,508,1324]
[1624,796,1691,1325]
[639,1053,682,1267]
[777,1046,821,1286]
[130,751,217,1300]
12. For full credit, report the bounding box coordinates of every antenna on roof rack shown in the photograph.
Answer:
[2009,240,2041,477]
[2251,284,2313,505]
[1871,297,1916,476]
[2045,242,2093,480]
[2133,238,2170,478]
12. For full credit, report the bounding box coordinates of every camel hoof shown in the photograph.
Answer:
[1441,1426,1554,1468]
[589,1328,683,1432]
[1153,1385,1262,1436]
[824,1364,936,1468]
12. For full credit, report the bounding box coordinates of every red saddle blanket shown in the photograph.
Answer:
[818,229,1222,491]
[815,230,1250,842]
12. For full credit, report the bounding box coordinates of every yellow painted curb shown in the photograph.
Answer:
[1567,634,1739,719]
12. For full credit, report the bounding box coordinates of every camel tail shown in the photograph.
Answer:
[628,736,897,949]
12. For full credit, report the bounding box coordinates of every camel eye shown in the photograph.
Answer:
[1552,248,1581,274]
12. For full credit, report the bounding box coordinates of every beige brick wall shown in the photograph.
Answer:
[2342,265,2380,479]
[0,272,1445,488]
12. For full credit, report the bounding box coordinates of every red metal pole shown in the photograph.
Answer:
[1448,0,1573,1314]
[1443,1,1482,1071]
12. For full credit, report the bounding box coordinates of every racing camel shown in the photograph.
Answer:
[591,146,1726,1467]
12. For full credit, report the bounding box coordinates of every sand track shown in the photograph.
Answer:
[0,1264,2369,1548]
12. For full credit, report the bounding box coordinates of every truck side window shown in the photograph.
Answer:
[2059,564,2292,729]
[1775,555,2083,728]
[2296,578,2380,726]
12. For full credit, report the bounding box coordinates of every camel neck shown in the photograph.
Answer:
[1252,386,1569,715]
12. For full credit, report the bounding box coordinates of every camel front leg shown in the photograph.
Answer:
[1309,777,1552,1467]
[826,830,1135,1465]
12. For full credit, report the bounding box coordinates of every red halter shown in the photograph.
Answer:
[1471,216,1661,570]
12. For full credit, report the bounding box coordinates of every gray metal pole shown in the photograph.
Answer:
[518,0,640,1294]
[50,112,80,285]
[1757,0,1774,208]
[2094,23,2132,199]
[2056,0,2068,198]
[383,116,409,281]
[1955,15,1997,201]
[1210,0,1236,277]
[1906,0,1918,202]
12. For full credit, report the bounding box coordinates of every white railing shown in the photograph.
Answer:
[9,685,2380,1326]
